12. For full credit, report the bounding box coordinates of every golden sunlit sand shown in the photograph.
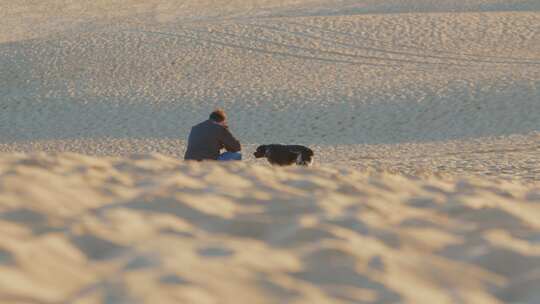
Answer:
[1,0,539,303]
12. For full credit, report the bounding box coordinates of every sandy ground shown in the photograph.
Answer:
[1,0,540,303]
[1,132,539,183]
[2,3,540,145]
[0,153,539,304]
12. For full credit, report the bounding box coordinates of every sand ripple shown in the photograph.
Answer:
[0,153,538,303]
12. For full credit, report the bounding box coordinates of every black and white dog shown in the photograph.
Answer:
[253,144,314,166]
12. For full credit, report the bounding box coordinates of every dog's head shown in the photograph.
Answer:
[296,148,314,166]
[253,145,268,158]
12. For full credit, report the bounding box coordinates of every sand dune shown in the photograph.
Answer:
[1,133,539,183]
[1,0,539,303]
[1,1,539,146]
[0,153,539,304]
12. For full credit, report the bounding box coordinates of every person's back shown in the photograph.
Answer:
[184,109,241,161]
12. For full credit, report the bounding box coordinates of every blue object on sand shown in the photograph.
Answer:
[218,152,242,161]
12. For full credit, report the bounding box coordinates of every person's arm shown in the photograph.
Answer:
[220,126,241,152]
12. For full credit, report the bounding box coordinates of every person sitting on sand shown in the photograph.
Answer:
[184,109,242,161]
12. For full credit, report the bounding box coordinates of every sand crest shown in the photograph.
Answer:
[0,153,539,304]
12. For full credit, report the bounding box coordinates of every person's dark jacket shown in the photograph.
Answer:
[184,120,241,161]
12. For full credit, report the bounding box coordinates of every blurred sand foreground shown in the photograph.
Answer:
[0,153,539,304]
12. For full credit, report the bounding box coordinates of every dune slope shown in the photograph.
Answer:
[1,1,539,146]
[0,153,539,304]
[1,1,540,303]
